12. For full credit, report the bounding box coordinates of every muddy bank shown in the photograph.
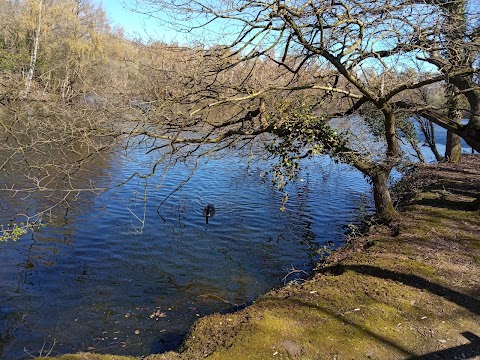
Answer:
[42,155,480,360]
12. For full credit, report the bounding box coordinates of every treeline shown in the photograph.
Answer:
[1,0,114,98]
[0,0,196,103]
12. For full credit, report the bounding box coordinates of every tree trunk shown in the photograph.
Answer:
[417,109,480,154]
[430,143,443,163]
[371,169,397,221]
[441,1,468,161]
[444,82,463,162]
[417,117,443,162]
[370,106,398,221]
[24,0,43,98]
[410,138,425,163]
[382,106,400,158]
[445,131,462,162]
[457,86,480,153]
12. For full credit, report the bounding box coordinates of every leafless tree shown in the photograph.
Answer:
[399,0,480,157]
[130,0,479,219]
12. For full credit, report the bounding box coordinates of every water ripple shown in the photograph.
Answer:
[0,153,372,359]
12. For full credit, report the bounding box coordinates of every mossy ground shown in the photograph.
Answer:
[42,156,480,360]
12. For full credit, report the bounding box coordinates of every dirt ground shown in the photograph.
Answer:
[43,155,480,360]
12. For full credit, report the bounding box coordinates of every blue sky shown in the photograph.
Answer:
[95,0,233,45]
[95,0,179,42]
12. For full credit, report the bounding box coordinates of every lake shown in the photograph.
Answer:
[0,122,474,359]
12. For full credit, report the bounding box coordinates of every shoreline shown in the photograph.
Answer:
[41,155,480,359]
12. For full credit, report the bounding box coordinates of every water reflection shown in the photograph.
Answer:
[0,147,373,359]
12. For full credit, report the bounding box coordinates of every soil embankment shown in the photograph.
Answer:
[44,155,480,360]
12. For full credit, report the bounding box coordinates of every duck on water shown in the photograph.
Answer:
[203,204,215,224]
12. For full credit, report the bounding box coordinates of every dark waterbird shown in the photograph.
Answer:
[203,204,215,224]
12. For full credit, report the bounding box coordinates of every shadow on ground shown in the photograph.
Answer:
[321,264,480,316]
[408,332,480,359]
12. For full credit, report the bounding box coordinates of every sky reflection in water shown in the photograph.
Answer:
[1,147,373,359]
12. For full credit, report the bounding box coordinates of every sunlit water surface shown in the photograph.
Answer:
[0,122,473,359]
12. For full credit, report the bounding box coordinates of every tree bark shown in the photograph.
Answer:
[371,169,397,221]
[451,78,480,153]
[430,143,444,162]
[444,82,463,162]
[409,137,425,163]
[417,118,443,162]
[414,109,480,154]
[445,131,462,162]
[381,105,400,159]
[350,159,397,221]
[24,0,43,98]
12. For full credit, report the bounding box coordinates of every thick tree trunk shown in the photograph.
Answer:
[456,93,480,154]
[351,158,397,222]
[371,169,397,221]
[445,131,462,162]
[461,87,480,153]
[444,82,463,162]
[368,106,399,221]
[382,106,400,158]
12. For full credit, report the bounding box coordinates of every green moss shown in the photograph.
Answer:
[399,259,436,276]
[418,191,441,200]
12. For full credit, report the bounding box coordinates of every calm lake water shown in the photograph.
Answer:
[0,122,473,359]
